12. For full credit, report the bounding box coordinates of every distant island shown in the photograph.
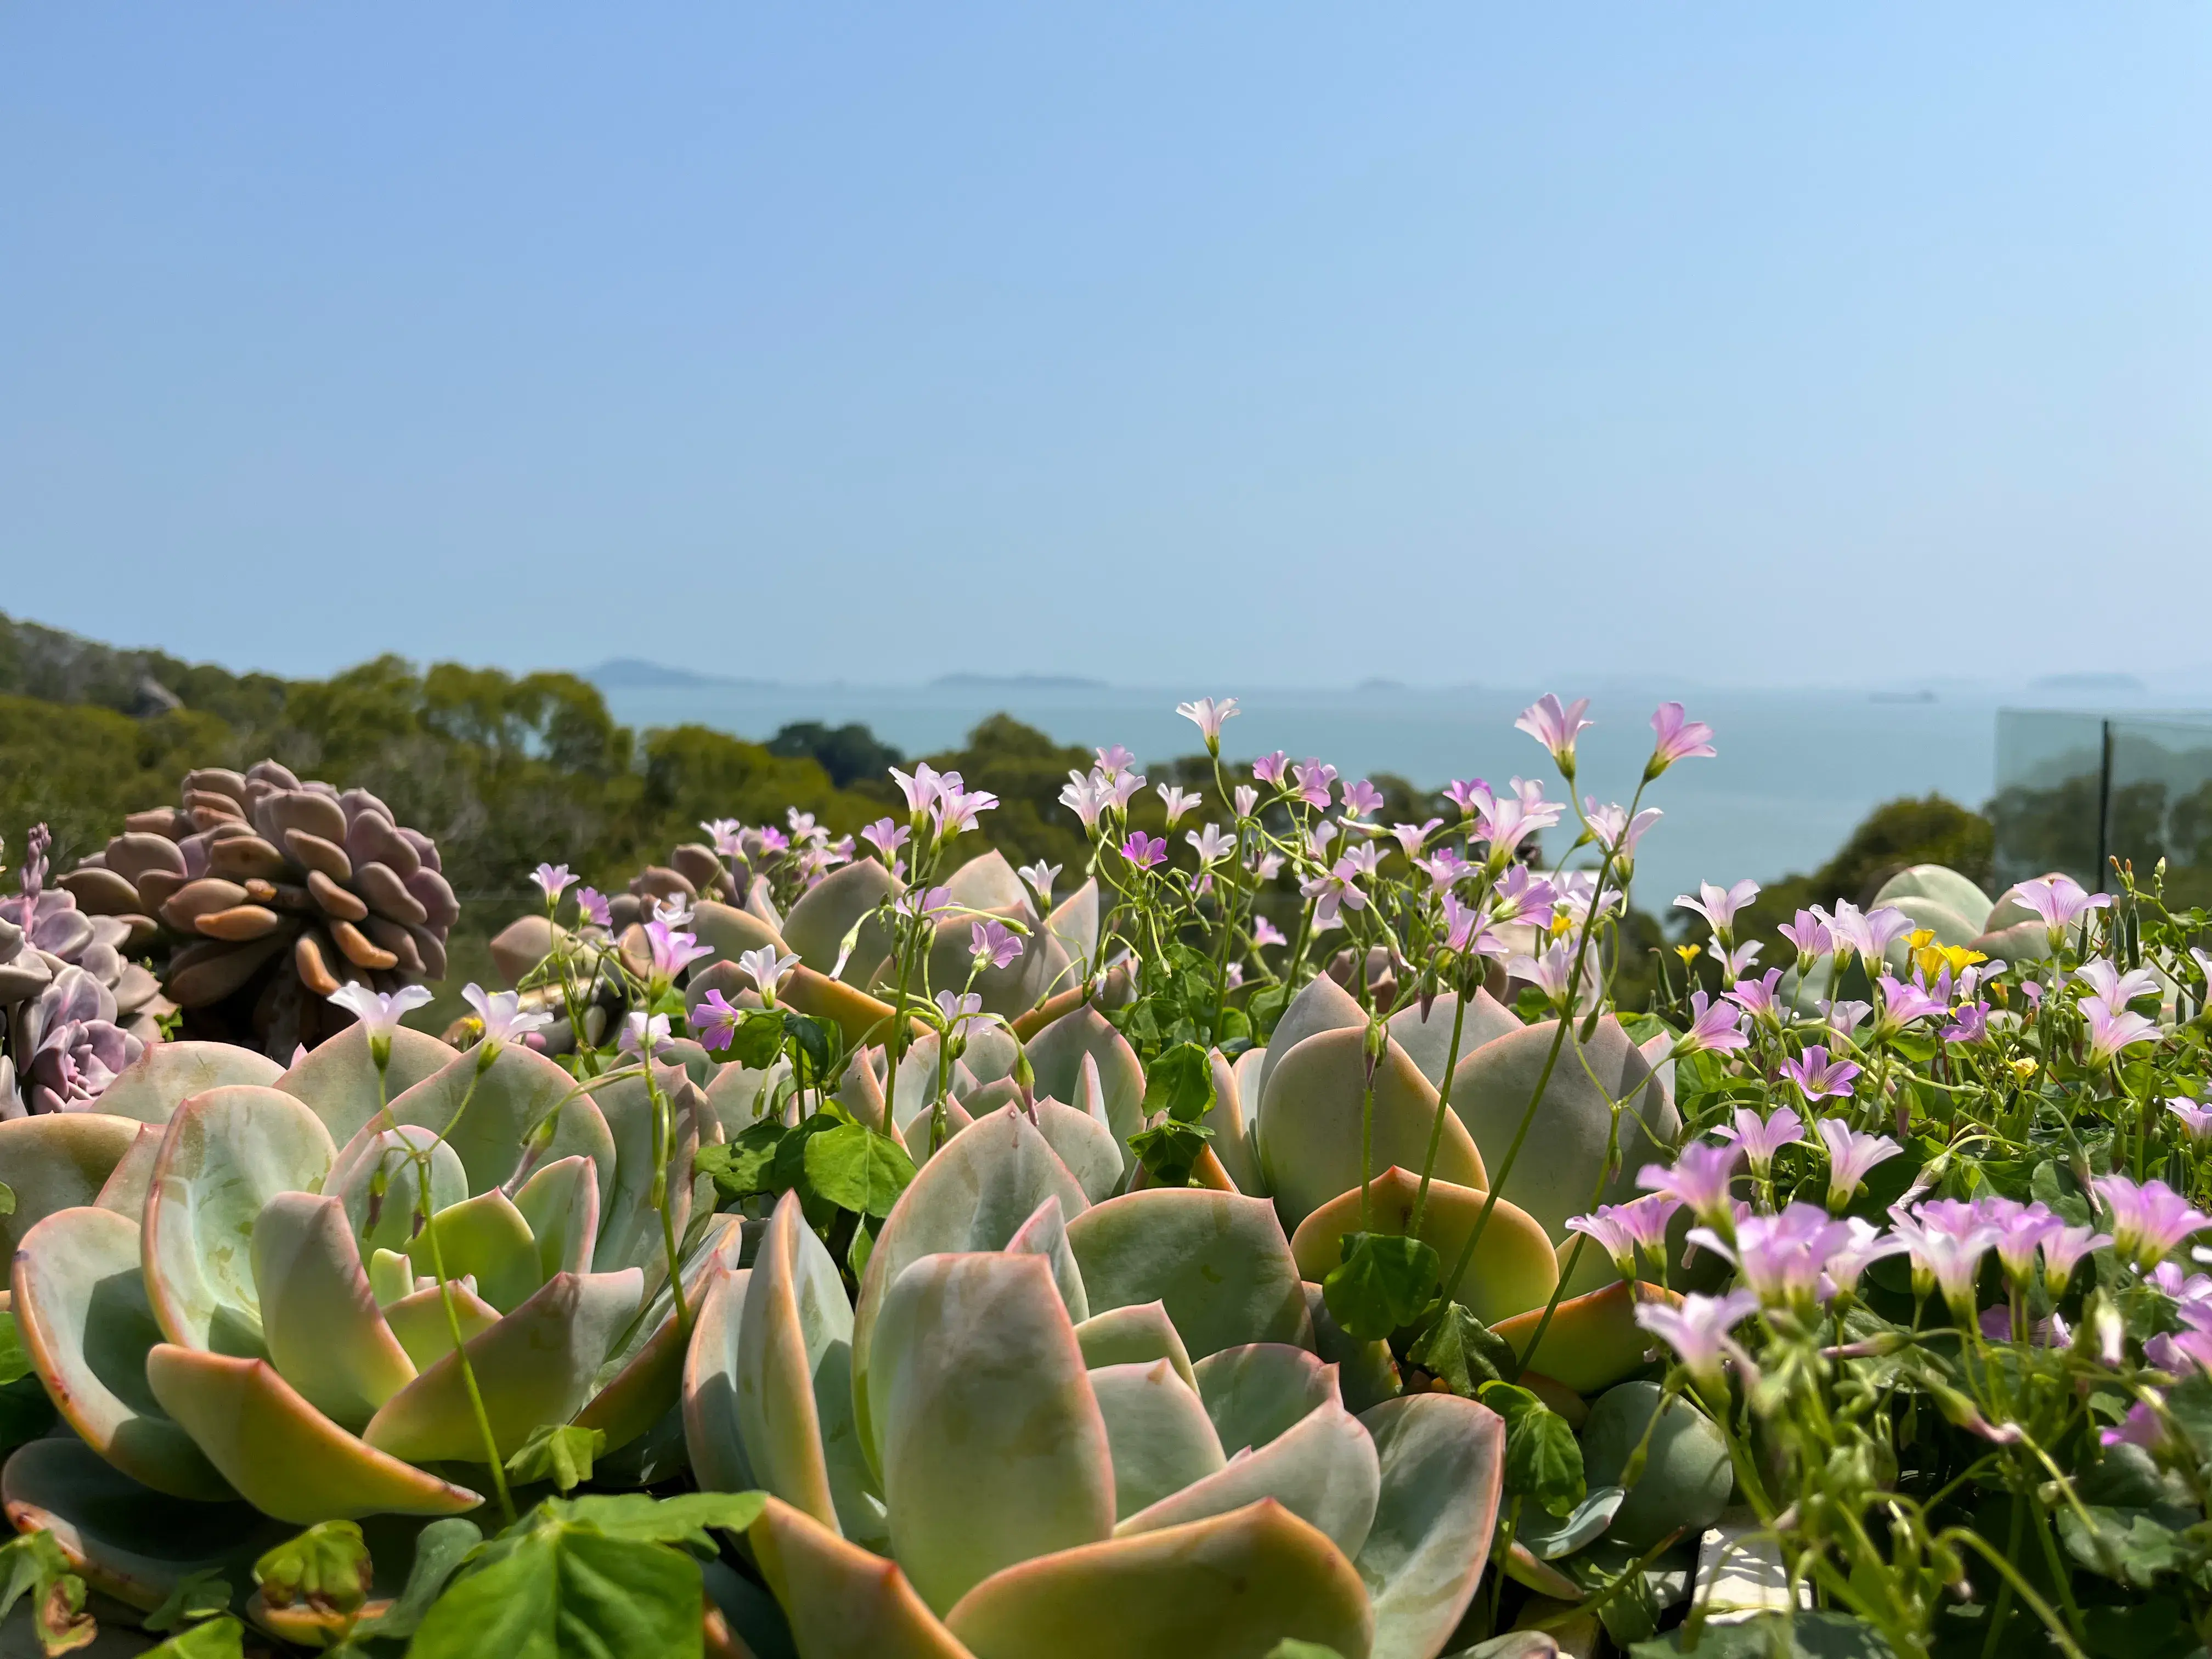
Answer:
[584,658,776,690]
[927,673,1108,692]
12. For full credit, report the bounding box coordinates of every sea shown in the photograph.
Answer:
[588,676,2130,911]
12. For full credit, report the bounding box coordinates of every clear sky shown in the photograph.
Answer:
[3,5,2206,689]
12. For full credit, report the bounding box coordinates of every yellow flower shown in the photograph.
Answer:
[1908,929,1936,951]
[2010,1057,2037,1082]
[1675,945,1701,967]
[1913,940,1989,981]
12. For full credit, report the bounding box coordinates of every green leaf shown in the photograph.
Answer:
[848,1214,879,1279]
[1322,1232,1440,1342]
[1247,983,1291,1045]
[0,1312,32,1388]
[1142,1041,1216,1124]
[407,1522,703,1659]
[2029,1159,2093,1227]
[695,1119,787,1203]
[2056,1503,2188,1587]
[1405,1301,1517,1396]
[802,1121,916,1219]
[506,1425,608,1494]
[769,1113,842,1203]
[1478,1383,1585,1518]
[2079,1598,2199,1659]
[781,1010,831,1079]
[727,1010,785,1070]
[0,1528,94,1655]
[253,1520,372,1621]
[0,1181,14,1217]
[143,1616,245,1659]
[1630,1610,1896,1659]
[537,1492,766,1552]
[2163,1373,2212,1466]
[342,1517,483,1646]
[143,1568,234,1634]
[1127,1119,1215,1188]
[1266,1644,1346,1659]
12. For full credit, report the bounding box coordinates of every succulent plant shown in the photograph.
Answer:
[4,965,146,1118]
[6,1020,725,1559]
[1198,973,1682,1388]
[685,1105,1508,1658]
[60,761,459,1056]
[2,825,165,1039]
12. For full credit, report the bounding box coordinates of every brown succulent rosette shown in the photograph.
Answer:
[62,759,458,1055]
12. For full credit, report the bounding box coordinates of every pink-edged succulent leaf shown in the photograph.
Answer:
[747,1493,975,1659]
[11,1206,234,1499]
[144,1345,482,1524]
[1064,1188,1311,1361]
[360,1268,643,1464]
[1258,1029,1486,1234]
[943,1498,1374,1659]
[734,1193,886,1546]
[872,1250,1114,1613]
[1072,1300,1198,1392]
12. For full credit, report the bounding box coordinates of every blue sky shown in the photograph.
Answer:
[3,4,2206,688]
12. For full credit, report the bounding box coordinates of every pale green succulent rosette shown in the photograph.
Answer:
[6,1023,733,1604]
[688,1102,1508,1658]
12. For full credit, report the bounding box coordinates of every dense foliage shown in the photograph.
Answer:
[15,630,2211,1659]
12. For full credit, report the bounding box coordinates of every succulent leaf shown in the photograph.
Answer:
[10,1206,235,1499]
[1114,1384,1380,1562]
[573,1212,743,1453]
[851,1104,1092,1459]
[871,1251,1115,1614]
[681,1263,758,1496]
[274,1023,454,1148]
[1064,1188,1311,1361]
[1289,1170,1557,1329]
[92,1124,166,1219]
[1252,974,1366,1105]
[250,1192,416,1428]
[1257,1030,1487,1234]
[360,1268,645,1464]
[401,1189,542,1314]
[942,1499,1374,1659]
[509,1154,601,1282]
[737,1193,885,1546]
[747,1494,976,1659]
[93,1043,284,1126]
[144,1345,482,1523]
[1087,1358,1227,1520]
[585,1069,701,1277]
[0,1113,142,1260]
[143,1087,338,1357]
[380,1282,503,1373]
[0,1437,287,1613]
[377,1043,579,1197]
[1385,992,1520,1093]
[1491,1281,1678,1395]
[1446,1018,1678,1243]
[1072,1300,1199,1392]
[1192,1342,1341,1456]
[1024,1009,1148,1173]
[1354,1393,1506,1659]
